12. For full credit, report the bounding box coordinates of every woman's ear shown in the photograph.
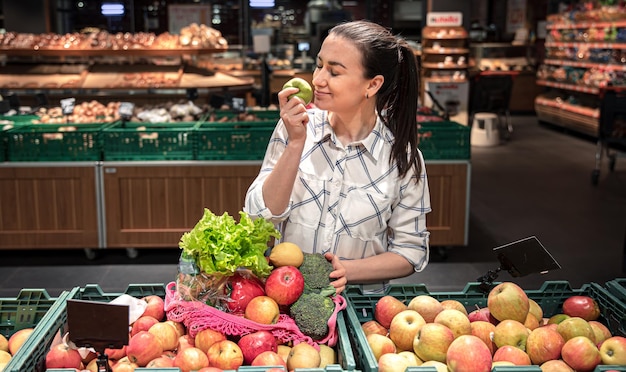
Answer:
[366,75,384,98]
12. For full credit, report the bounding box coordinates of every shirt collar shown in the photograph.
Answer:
[311,111,393,161]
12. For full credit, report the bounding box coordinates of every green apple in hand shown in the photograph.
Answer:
[282,77,313,104]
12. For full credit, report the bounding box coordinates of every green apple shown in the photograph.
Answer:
[282,77,313,104]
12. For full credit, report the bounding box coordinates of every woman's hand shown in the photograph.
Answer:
[325,252,347,295]
[278,87,309,144]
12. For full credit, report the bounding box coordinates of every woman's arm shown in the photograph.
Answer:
[340,252,415,284]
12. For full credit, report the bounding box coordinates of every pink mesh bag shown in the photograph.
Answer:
[164,282,346,347]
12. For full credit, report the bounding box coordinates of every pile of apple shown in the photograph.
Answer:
[363,281,626,372]
[0,327,35,370]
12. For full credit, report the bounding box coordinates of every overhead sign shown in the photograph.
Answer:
[426,12,463,27]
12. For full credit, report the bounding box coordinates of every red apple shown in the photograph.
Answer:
[388,309,426,351]
[562,295,601,321]
[207,340,244,370]
[470,321,497,355]
[178,334,195,352]
[524,312,540,330]
[104,345,126,360]
[492,345,531,365]
[468,306,498,324]
[361,320,388,337]
[8,328,34,355]
[365,333,396,361]
[413,322,455,363]
[194,328,226,354]
[126,330,163,367]
[433,309,471,339]
[440,300,468,315]
[526,325,565,364]
[561,335,601,371]
[244,296,280,324]
[264,266,305,306]
[142,295,165,321]
[378,352,414,372]
[375,295,407,329]
[493,319,530,350]
[589,320,612,345]
[148,321,179,351]
[45,342,83,369]
[556,316,595,342]
[237,330,278,365]
[600,336,626,365]
[487,282,530,323]
[198,368,225,372]
[446,335,492,372]
[224,271,266,313]
[174,346,210,372]
[407,295,444,323]
[251,350,287,367]
[130,315,159,337]
[540,359,574,372]
[146,355,175,368]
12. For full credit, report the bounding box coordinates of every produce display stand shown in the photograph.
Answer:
[9,283,357,372]
[343,281,626,372]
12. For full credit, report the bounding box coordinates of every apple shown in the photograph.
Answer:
[548,313,570,325]
[264,265,305,306]
[174,346,210,372]
[487,282,530,323]
[126,330,163,367]
[562,295,601,321]
[526,325,565,364]
[398,350,422,366]
[421,360,448,372]
[361,320,388,337]
[282,77,313,104]
[238,330,278,365]
[556,316,595,342]
[446,335,492,372]
[524,312,540,330]
[318,344,337,368]
[165,320,186,338]
[561,335,601,371]
[540,359,575,372]
[277,344,291,363]
[378,352,413,372]
[245,295,280,324]
[375,295,407,329]
[0,350,11,364]
[112,358,139,372]
[148,321,179,351]
[492,344,531,365]
[600,336,626,365]
[142,295,165,321]
[413,322,455,363]
[45,342,83,369]
[251,350,287,367]
[470,321,497,355]
[389,309,426,351]
[224,272,266,313]
[433,309,471,339]
[8,328,34,355]
[178,334,196,352]
[104,345,126,360]
[131,315,159,336]
[146,355,175,368]
[365,333,396,361]
[440,300,468,315]
[194,328,226,354]
[528,298,544,323]
[0,334,8,353]
[589,320,612,345]
[492,361,515,367]
[207,340,244,370]
[407,295,443,323]
[467,306,497,324]
[286,341,321,370]
[492,319,530,350]
[198,368,225,372]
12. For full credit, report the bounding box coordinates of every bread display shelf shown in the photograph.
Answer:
[0,47,227,58]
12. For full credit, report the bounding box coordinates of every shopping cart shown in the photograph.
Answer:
[591,87,626,185]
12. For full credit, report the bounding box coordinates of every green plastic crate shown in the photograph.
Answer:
[344,281,626,372]
[16,283,356,372]
[418,121,471,160]
[103,122,197,161]
[195,121,275,160]
[2,288,76,372]
[604,278,626,303]
[210,109,280,122]
[6,123,107,162]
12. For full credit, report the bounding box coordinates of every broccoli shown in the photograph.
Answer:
[290,292,335,340]
[299,253,334,294]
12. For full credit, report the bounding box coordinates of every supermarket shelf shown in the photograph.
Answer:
[422,47,469,54]
[535,98,598,136]
[543,59,626,71]
[545,41,626,49]
[536,79,601,94]
[535,96,600,118]
[422,62,469,70]
[0,47,228,58]
[547,20,626,29]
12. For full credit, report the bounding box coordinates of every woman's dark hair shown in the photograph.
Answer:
[328,20,421,180]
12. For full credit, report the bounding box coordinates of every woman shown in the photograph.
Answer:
[244,20,431,294]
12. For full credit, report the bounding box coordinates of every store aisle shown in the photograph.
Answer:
[1,115,625,298]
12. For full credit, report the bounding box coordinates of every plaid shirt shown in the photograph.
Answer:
[245,108,431,292]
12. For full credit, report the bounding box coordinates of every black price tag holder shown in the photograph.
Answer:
[67,299,130,372]
[477,236,561,293]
